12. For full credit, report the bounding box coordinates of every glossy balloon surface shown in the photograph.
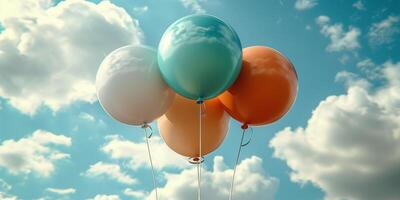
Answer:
[158,14,242,100]
[96,45,175,126]
[219,46,298,126]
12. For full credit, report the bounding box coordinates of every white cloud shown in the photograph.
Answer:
[335,70,371,89]
[0,179,11,191]
[338,54,350,64]
[79,112,95,122]
[368,15,399,46]
[0,192,17,200]
[0,0,143,115]
[46,188,76,195]
[84,162,137,185]
[270,61,400,200]
[0,0,52,21]
[132,5,149,15]
[180,0,206,14]
[146,156,278,200]
[31,130,71,146]
[102,135,188,170]
[295,0,317,10]
[356,58,381,79]
[0,130,71,177]
[316,15,330,24]
[123,188,146,199]
[89,194,120,200]
[352,0,366,11]
[374,61,400,111]
[316,15,361,52]
[0,178,16,200]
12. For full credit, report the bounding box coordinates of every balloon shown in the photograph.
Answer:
[96,45,175,126]
[218,46,298,126]
[158,95,229,158]
[158,14,242,101]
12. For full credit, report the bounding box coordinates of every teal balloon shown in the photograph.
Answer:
[158,14,242,100]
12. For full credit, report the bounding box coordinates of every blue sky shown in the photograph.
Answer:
[0,0,399,199]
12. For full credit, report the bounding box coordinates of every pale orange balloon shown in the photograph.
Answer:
[158,95,229,158]
[218,46,298,126]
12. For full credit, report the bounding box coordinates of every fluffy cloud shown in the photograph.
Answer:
[352,0,366,11]
[368,15,399,46]
[0,192,17,200]
[0,179,15,200]
[102,135,188,170]
[270,61,400,200]
[89,194,120,200]
[132,6,149,15]
[294,0,318,10]
[123,188,146,199]
[84,162,137,185]
[356,58,381,80]
[79,112,95,122]
[0,0,51,21]
[0,0,143,115]
[180,0,206,14]
[146,156,278,200]
[0,130,71,177]
[374,61,400,111]
[0,179,11,191]
[46,188,76,195]
[316,15,361,52]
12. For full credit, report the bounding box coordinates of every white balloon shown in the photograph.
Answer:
[96,45,175,125]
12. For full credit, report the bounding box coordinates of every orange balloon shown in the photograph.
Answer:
[218,46,298,126]
[158,95,229,158]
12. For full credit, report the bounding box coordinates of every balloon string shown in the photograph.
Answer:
[198,101,203,200]
[229,127,251,200]
[198,100,203,200]
[143,125,158,200]
[201,102,206,116]
[196,163,201,200]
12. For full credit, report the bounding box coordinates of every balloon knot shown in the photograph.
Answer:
[188,156,204,164]
[241,123,249,130]
[141,123,150,129]
[196,99,204,104]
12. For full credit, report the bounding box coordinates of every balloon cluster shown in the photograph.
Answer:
[96,15,297,157]
[96,14,298,199]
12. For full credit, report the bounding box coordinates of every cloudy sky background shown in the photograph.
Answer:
[0,0,399,199]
